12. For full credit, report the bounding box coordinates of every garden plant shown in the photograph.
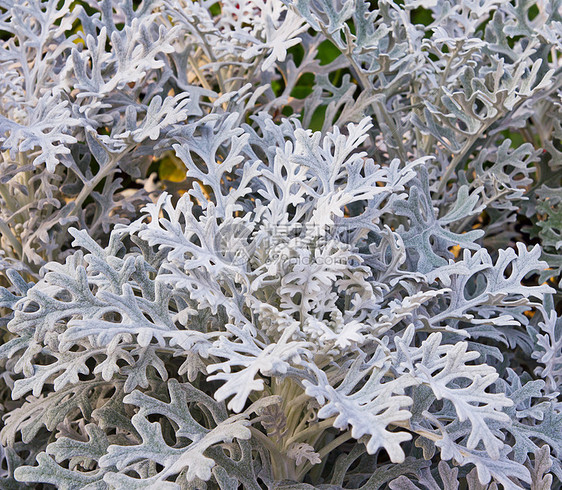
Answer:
[0,0,562,488]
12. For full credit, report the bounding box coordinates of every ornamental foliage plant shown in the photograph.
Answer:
[0,0,561,488]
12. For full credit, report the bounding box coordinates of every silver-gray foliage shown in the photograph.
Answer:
[0,0,561,488]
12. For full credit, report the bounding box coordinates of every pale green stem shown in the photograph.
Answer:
[193,25,227,94]
[0,184,18,215]
[251,427,297,481]
[67,144,134,220]
[284,418,335,448]
[295,431,353,481]
[188,54,215,92]
[0,220,22,258]
[437,127,487,196]
[319,25,407,160]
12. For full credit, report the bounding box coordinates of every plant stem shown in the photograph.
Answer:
[251,427,297,481]
[319,26,408,161]
[295,431,352,481]
[284,418,335,448]
[0,220,22,258]
[437,128,486,196]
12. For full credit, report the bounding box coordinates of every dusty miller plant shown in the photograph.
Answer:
[0,0,561,488]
